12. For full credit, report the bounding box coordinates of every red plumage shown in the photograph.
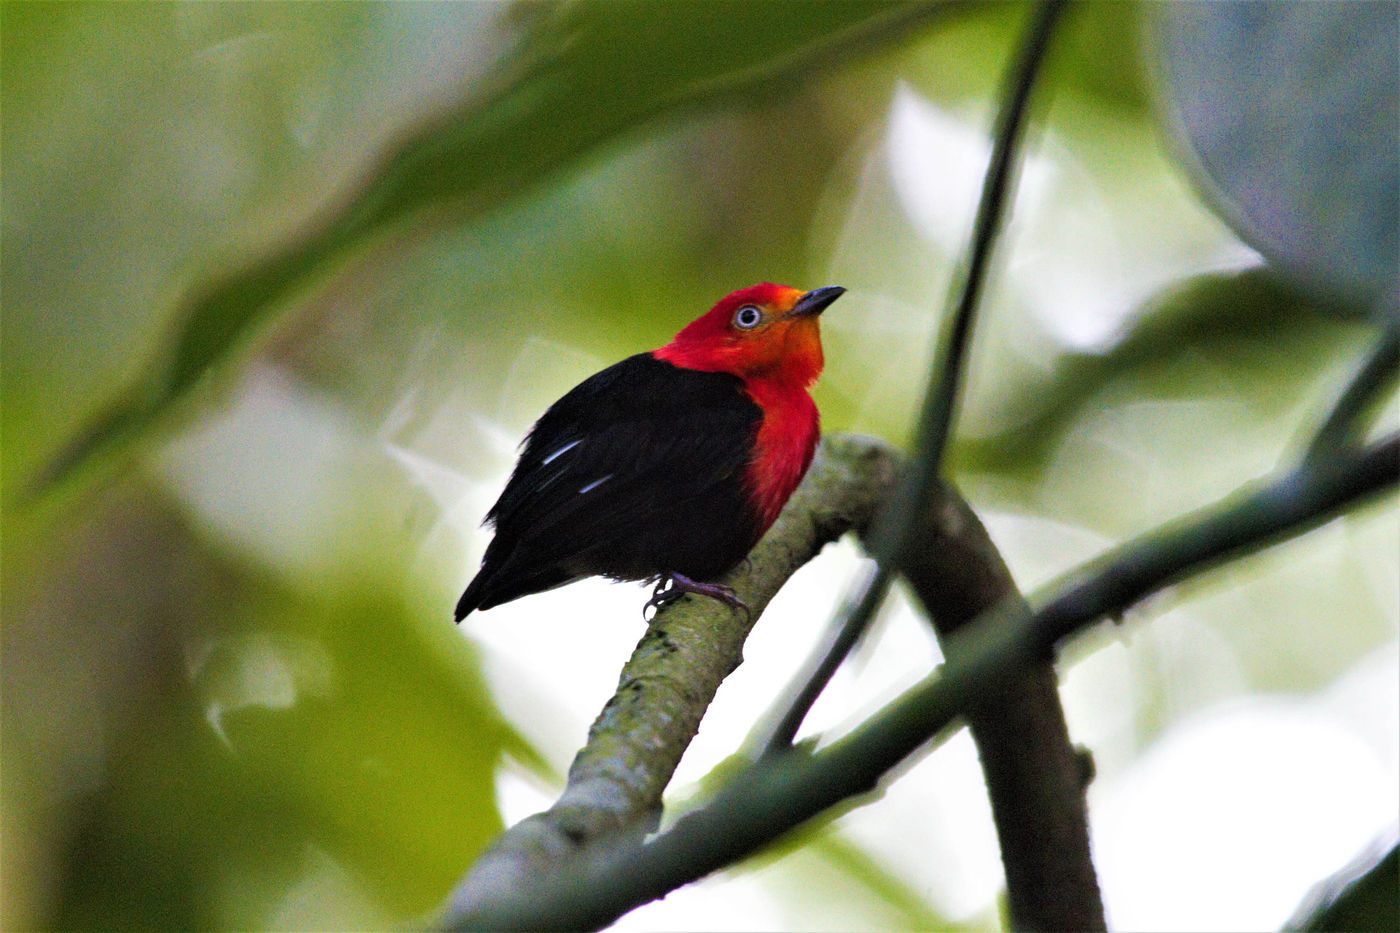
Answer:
[455,283,844,621]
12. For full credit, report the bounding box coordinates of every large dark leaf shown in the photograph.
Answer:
[1149,2,1398,318]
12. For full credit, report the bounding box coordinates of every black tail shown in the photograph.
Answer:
[454,573,488,622]
[455,555,577,621]
[456,538,511,622]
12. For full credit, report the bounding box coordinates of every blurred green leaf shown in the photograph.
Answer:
[35,0,958,496]
[1148,1,1399,317]
[43,550,529,929]
[958,268,1368,479]
[1048,0,1152,113]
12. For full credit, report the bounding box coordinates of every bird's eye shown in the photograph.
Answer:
[732,305,764,330]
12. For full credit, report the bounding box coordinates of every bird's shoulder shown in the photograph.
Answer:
[521,353,757,458]
[486,354,760,527]
[538,352,754,424]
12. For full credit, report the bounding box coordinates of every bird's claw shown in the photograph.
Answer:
[643,573,751,623]
[643,579,680,620]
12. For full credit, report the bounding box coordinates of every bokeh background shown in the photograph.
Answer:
[3,2,1396,930]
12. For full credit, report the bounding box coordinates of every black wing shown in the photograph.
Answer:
[457,354,763,617]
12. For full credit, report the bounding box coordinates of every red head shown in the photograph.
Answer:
[654,283,845,387]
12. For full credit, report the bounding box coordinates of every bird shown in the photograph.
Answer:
[455,282,845,622]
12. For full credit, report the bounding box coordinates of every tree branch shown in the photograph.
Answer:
[441,430,1398,932]
[890,482,1105,930]
[1304,323,1400,465]
[445,435,1104,931]
[443,435,898,917]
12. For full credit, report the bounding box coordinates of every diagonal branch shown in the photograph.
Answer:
[442,430,1398,931]
[443,435,898,917]
[1304,323,1400,465]
[444,433,1103,931]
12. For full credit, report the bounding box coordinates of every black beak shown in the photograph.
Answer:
[789,285,845,318]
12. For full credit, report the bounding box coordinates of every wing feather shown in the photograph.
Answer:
[471,354,763,605]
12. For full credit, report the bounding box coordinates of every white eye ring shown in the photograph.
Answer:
[733,305,764,329]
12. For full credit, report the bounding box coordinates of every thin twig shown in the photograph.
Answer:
[1304,323,1400,465]
[441,431,1398,932]
[759,0,1068,755]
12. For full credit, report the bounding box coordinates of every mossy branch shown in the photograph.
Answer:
[443,434,899,917]
[443,430,1104,930]
[441,428,1398,931]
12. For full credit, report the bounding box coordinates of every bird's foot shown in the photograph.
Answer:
[644,573,751,622]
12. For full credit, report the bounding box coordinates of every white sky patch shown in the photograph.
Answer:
[1320,640,1400,783]
[185,631,334,750]
[471,577,650,773]
[784,712,1005,925]
[612,869,789,932]
[1092,685,1400,932]
[884,83,1262,352]
[493,766,560,829]
[156,363,358,578]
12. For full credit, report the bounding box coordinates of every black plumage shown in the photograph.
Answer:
[455,353,764,620]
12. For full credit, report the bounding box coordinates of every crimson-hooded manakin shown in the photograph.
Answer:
[455,282,844,621]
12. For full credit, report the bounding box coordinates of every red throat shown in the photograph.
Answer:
[743,378,820,529]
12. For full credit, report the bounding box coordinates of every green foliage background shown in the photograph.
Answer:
[3,2,1394,929]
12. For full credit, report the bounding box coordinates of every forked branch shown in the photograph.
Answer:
[442,428,1398,931]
